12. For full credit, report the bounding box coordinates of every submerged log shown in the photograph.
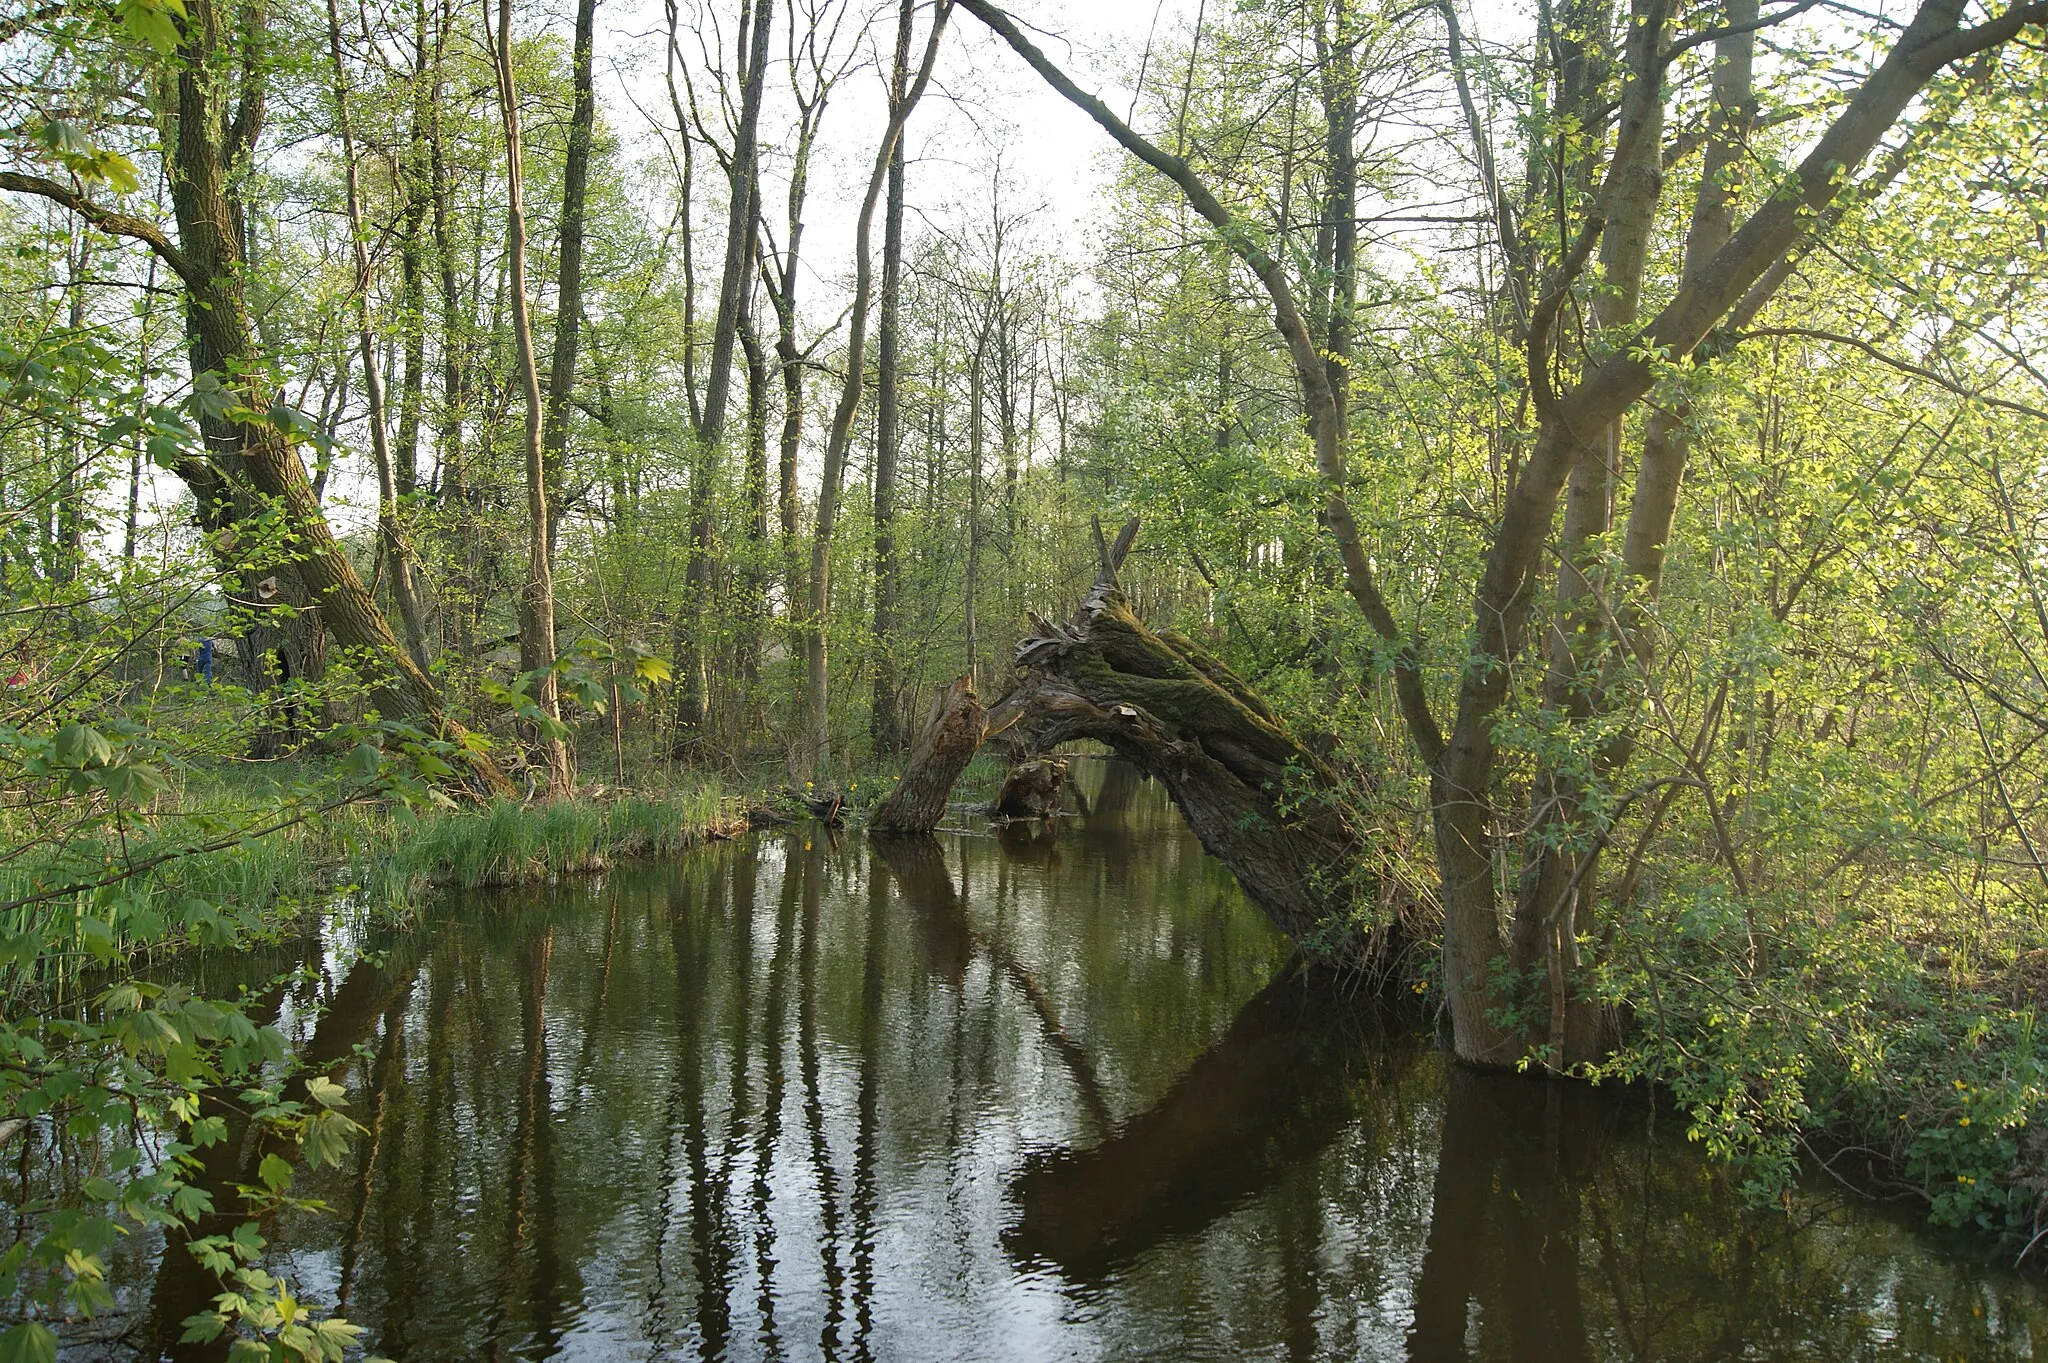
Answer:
[870,674,986,833]
[993,756,1069,819]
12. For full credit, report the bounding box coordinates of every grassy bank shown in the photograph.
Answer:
[0,765,744,979]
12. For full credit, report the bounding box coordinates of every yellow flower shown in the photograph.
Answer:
[1959,1117,1972,1127]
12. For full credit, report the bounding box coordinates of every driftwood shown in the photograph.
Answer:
[993,756,1069,819]
[985,524,1376,959]
[869,674,986,833]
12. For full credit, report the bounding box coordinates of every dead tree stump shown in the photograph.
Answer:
[870,675,986,833]
[993,757,1069,819]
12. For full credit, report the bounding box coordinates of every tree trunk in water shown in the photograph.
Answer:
[870,675,984,833]
[994,757,1067,819]
[989,575,1388,963]
[1510,4,1667,1065]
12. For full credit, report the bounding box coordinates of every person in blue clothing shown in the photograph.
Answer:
[194,637,213,685]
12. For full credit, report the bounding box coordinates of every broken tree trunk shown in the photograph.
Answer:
[870,674,986,833]
[974,518,1386,965]
[993,756,1068,819]
[988,581,1377,958]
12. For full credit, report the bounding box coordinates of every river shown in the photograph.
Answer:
[112,761,2047,1359]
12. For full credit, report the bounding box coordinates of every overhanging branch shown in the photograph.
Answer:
[0,171,203,291]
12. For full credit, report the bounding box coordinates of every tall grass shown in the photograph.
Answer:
[360,779,731,902]
[0,774,733,981]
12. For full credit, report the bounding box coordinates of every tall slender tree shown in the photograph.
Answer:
[488,0,574,796]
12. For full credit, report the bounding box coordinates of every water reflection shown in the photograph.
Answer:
[125,764,2042,1361]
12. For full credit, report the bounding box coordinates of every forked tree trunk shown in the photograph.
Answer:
[489,0,572,797]
[870,674,984,833]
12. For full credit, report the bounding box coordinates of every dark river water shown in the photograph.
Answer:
[120,763,2045,1360]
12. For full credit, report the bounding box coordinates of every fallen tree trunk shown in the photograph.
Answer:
[870,674,985,833]
[871,520,1393,968]
[988,578,1380,960]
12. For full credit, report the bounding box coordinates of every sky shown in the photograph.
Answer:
[595,0,1204,319]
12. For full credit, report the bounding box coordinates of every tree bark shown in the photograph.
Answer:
[327,0,434,674]
[1511,0,1669,1063]
[542,0,599,553]
[803,0,950,776]
[700,0,771,446]
[870,0,914,756]
[676,0,771,743]
[994,757,1067,820]
[989,575,1385,960]
[488,0,573,796]
[870,674,984,833]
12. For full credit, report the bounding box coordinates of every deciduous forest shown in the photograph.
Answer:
[3,0,2048,1355]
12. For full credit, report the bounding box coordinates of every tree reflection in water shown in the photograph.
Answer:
[118,764,2042,1361]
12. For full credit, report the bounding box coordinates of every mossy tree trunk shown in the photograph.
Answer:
[989,576,1381,962]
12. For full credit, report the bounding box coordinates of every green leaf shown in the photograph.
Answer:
[179,1313,227,1346]
[171,1182,214,1221]
[257,1152,293,1195]
[299,1109,357,1170]
[145,432,187,470]
[0,1322,57,1363]
[53,722,113,768]
[188,372,237,425]
[115,0,182,52]
[302,1075,347,1109]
